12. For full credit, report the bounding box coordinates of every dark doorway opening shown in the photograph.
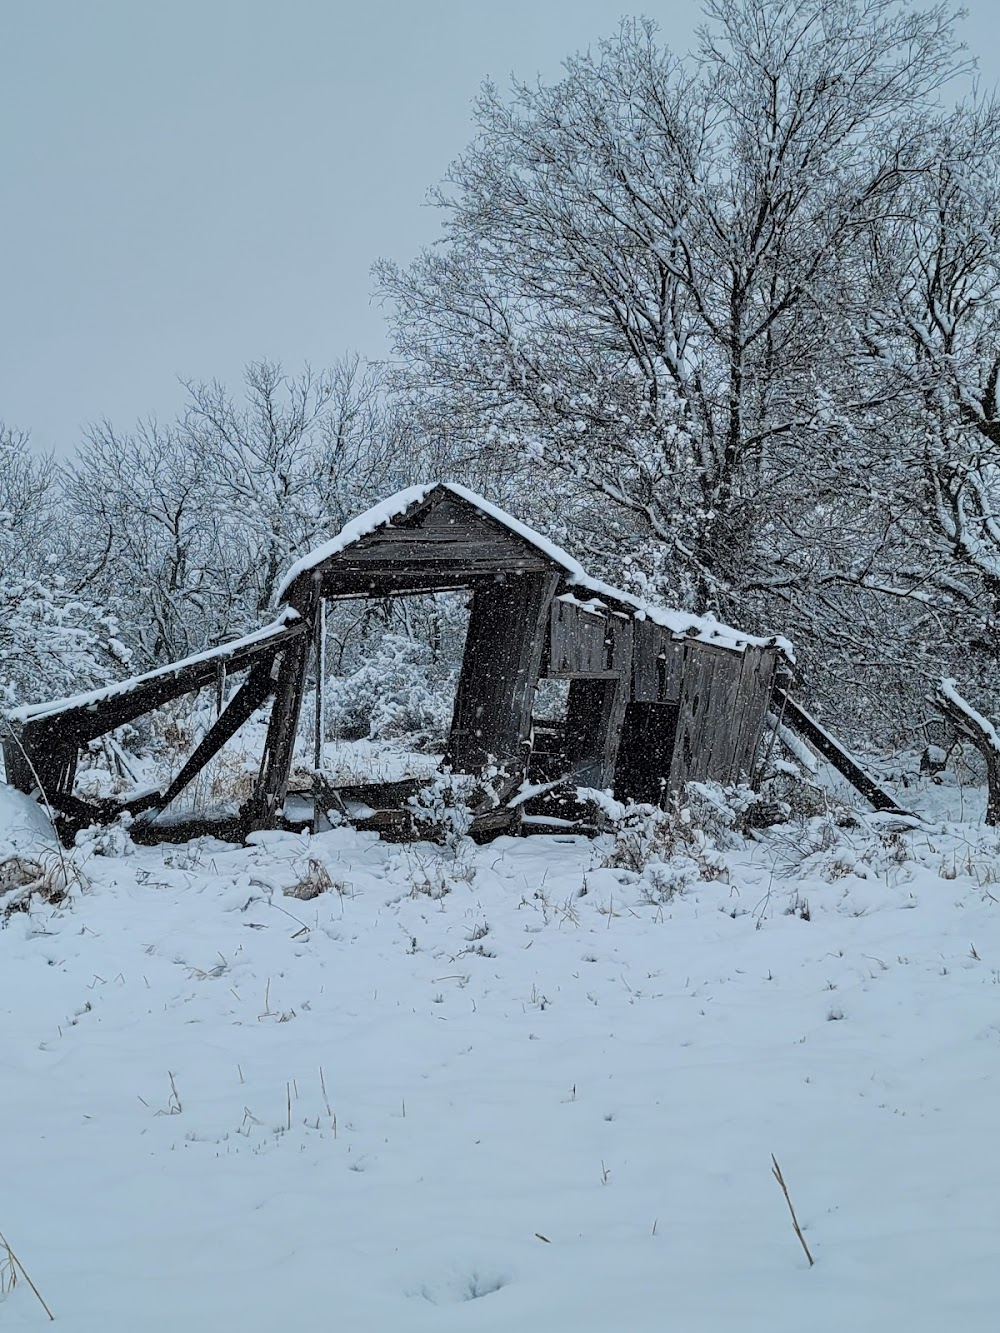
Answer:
[613,702,680,805]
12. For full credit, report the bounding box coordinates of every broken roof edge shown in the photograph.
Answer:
[5,609,303,727]
[274,481,588,602]
[275,483,441,601]
[558,581,795,659]
[275,481,794,660]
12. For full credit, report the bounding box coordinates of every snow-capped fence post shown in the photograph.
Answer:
[931,680,1000,826]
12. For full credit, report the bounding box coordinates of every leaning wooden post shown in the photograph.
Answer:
[248,603,316,831]
[313,593,327,774]
[930,679,1000,826]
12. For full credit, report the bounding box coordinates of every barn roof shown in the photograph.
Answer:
[277,482,793,659]
[8,610,304,729]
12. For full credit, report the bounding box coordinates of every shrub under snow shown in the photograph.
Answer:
[323,633,455,748]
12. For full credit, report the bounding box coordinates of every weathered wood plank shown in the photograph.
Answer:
[728,647,778,783]
[549,599,614,676]
[668,642,743,787]
[447,572,560,776]
[632,622,686,703]
[246,623,314,831]
[775,689,906,814]
[336,539,552,569]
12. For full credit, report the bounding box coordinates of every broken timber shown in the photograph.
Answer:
[930,679,1000,826]
[773,688,907,815]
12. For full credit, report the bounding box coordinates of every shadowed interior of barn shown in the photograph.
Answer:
[3,483,804,844]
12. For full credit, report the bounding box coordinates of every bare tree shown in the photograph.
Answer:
[64,358,407,667]
[1,423,128,709]
[377,0,968,623]
[0,422,57,575]
[859,101,1000,612]
[66,418,223,664]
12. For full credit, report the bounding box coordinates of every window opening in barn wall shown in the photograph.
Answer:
[528,678,570,783]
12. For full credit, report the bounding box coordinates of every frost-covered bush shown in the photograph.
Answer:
[761,812,910,884]
[0,781,79,919]
[74,813,136,860]
[683,782,771,844]
[324,633,454,748]
[591,789,728,900]
[1,431,131,711]
[408,771,476,850]
[0,572,131,710]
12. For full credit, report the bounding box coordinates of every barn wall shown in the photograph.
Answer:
[447,572,560,775]
[631,621,687,702]
[668,642,780,790]
[548,598,625,677]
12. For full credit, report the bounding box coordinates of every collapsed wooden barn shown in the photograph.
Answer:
[2,483,794,842]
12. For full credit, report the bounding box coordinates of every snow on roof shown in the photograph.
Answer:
[275,482,590,603]
[6,610,302,726]
[558,578,794,657]
[277,482,791,657]
[275,484,439,601]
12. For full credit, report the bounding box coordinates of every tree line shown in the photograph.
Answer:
[5,0,1000,749]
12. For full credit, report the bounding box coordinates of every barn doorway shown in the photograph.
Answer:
[612,702,680,806]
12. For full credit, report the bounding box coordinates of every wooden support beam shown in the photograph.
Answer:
[16,667,273,839]
[144,663,277,818]
[313,594,327,773]
[774,688,907,814]
[247,618,314,831]
[14,619,305,748]
[1,728,40,795]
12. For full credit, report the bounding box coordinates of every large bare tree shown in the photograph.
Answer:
[377,0,967,621]
[64,358,405,667]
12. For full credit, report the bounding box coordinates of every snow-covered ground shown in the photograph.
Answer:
[3,777,1000,1330]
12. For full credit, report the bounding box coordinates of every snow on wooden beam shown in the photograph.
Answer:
[775,689,907,815]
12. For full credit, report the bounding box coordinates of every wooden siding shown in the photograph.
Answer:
[728,646,779,782]
[447,572,560,777]
[669,642,779,789]
[631,621,688,703]
[548,599,632,679]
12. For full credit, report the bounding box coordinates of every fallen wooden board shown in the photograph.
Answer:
[774,689,908,815]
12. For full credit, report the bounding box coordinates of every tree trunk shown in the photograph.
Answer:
[931,680,1000,826]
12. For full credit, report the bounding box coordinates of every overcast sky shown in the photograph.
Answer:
[2,0,998,457]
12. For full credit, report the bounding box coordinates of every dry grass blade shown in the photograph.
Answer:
[284,858,334,901]
[771,1155,814,1267]
[0,1229,54,1320]
[0,724,84,921]
[0,852,73,919]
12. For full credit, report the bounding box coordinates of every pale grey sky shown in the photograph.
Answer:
[2,0,997,455]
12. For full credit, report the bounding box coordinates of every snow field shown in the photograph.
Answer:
[3,812,1000,1330]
